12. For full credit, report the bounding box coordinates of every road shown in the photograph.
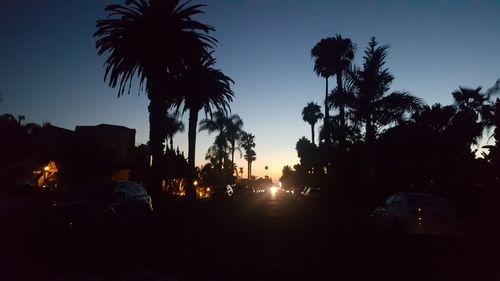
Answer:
[1,191,499,280]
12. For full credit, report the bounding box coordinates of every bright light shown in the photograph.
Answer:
[44,166,49,171]
[193,180,198,186]
[270,186,278,195]
[206,187,211,192]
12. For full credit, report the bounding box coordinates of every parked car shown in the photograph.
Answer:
[371,192,462,237]
[209,184,234,200]
[38,181,153,236]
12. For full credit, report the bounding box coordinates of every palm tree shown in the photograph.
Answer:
[239,166,244,179]
[225,114,244,176]
[199,110,229,169]
[318,113,361,145]
[311,35,355,144]
[94,0,215,200]
[205,142,226,168]
[453,87,488,113]
[199,111,243,177]
[164,111,184,151]
[173,54,234,199]
[17,115,25,125]
[244,150,256,180]
[348,37,423,192]
[452,86,494,147]
[302,102,323,145]
[240,132,256,179]
[265,165,269,177]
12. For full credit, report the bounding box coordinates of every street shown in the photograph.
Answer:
[1,191,499,280]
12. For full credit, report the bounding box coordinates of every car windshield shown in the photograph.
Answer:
[407,194,449,207]
[71,183,114,201]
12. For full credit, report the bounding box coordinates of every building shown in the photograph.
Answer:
[75,124,136,181]
[75,124,136,168]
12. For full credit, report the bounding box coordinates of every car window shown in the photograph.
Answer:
[134,184,147,196]
[407,194,449,207]
[393,194,402,205]
[124,182,141,197]
[115,184,130,198]
[385,195,395,206]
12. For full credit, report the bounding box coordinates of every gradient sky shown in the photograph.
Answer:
[1,0,499,182]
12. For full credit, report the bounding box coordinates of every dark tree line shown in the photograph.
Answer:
[283,35,500,213]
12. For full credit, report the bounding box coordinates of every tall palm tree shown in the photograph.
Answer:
[199,111,243,177]
[205,142,227,168]
[311,35,355,144]
[240,132,256,179]
[244,150,256,180]
[302,102,323,145]
[94,0,215,200]
[225,114,244,175]
[348,37,423,192]
[199,110,229,170]
[173,54,234,199]
[199,110,227,136]
[164,111,184,151]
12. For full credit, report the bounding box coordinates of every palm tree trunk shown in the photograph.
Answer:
[337,70,346,145]
[231,140,235,176]
[311,124,315,145]
[324,77,330,144]
[247,160,251,180]
[186,107,199,200]
[148,97,167,205]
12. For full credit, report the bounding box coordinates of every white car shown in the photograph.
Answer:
[371,192,462,237]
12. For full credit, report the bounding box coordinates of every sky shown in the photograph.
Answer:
[1,0,499,182]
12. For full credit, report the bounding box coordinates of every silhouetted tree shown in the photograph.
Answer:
[302,102,323,145]
[296,137,319,174]
[199,111,230,170]
[279,165,295,188]
[164,111,184,151]
[17,115,25,125]
[94,0,215,202]
[241,132,256,179]
[225,114,244,177]
[452,86,492,144]
[311,35,355,144]
[172,54,234,199]
[347,37,423,194]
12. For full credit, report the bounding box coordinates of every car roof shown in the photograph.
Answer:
[399,192,449,205]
